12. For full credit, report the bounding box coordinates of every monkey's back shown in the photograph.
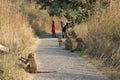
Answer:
[28,58,37,73]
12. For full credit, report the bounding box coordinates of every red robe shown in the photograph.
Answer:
[51,23,56,34]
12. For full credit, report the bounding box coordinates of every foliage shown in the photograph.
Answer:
[36,0,97,23]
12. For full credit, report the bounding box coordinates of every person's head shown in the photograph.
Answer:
[66,23,70,28]
[52,21,55,24]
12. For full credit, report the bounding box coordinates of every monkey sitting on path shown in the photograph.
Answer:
[58,35,62,47]
[18,53,56,73]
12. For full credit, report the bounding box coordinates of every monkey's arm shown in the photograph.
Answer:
[18,57,29,64]
[21,57,27,61]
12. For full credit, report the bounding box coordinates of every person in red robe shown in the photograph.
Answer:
[51,21,56,37]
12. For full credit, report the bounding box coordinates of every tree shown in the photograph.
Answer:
[36,0,97,24]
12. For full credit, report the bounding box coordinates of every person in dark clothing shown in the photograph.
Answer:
[62,26,66,38]
[60,21,64,31]
[62,23,69,38]
[60,21,65,38]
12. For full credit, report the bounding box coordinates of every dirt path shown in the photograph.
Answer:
[31,35,109,80]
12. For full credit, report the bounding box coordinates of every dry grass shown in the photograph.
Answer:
[37,10,62,33]
[75,0,120,80]
[81,55,120,80]
[0,0,37,80]
[0,0,62,79]
[74,23,88,40]
[18,0,63,35]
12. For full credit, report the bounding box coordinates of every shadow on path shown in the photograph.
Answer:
[39,32,61,38]
[39,33,52,38]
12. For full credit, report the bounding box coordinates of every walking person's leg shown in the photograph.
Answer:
[54,33,57,38]
[52,31,56,38]
[52,32,54,38]
[62,32,64,38]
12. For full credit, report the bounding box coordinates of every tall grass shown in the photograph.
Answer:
[18,0,62,35]
[75,0,120,79]
[0,0,62,79]
[86,0,120,69]
[0,0,37,80]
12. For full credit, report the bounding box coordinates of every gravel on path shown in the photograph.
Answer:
[31,38,109,80]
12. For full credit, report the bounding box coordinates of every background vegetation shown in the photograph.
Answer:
[0,0,120,80]
[36,0,97,24]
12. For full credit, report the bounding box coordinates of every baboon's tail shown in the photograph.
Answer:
[36,71,57,73]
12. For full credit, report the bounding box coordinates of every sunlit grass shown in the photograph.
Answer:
[75,0,120,80]
[0,0,37,80]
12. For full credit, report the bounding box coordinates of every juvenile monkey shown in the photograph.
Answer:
[58,35,62,47]
[18,53,56,73]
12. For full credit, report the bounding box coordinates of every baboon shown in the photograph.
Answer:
[65,37,72,50]
[58,35,62,47]
[71,37,86,52]
[18,53,56,73]
[64,27,74,50]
